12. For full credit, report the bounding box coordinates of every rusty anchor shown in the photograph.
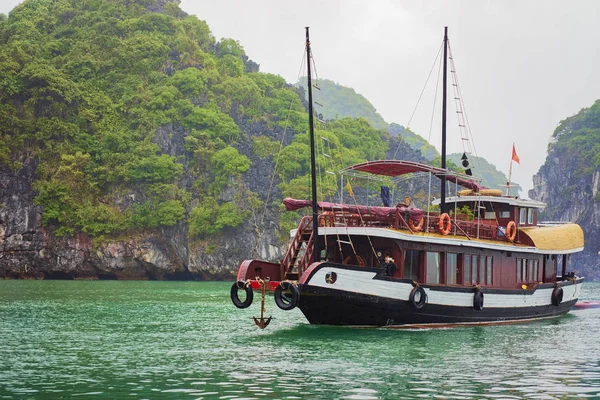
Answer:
[253,277,272,329]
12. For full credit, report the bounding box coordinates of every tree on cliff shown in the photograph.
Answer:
[0,0,403,246]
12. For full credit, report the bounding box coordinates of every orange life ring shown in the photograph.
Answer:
[343,255,367,267]
[506,220,517,241]
[319,212,334,227]
[408,217,424,232]
[439,213,451,235]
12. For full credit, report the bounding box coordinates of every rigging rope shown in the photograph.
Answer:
[251,48,308,258]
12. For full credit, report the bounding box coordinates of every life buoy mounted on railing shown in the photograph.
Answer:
[408,217,424,232]
[230,280,253,309]
[506,221,517,241]
[439,213,451,235]
[343,254,367,267]
[319,211,334,227]
[274,281,300,310]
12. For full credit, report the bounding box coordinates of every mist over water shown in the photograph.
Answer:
[1,280,600,399]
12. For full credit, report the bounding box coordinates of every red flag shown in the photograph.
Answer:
[511,144,520,164]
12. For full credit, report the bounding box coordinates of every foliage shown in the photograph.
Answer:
[447,153,521,193]
[298,78,388,130]
[550,100,600,175]
[388,123,438,160]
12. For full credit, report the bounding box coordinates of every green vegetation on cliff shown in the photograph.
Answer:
[0,0,391,241]
[302,78,388,130]
[550,100,600,176]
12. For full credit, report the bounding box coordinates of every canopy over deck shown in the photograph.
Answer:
[342,160,485,192]
[520,224,584,253]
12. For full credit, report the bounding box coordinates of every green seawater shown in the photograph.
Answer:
[1,281,600,399]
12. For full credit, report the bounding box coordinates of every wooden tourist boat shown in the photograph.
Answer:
[230,27,584,328]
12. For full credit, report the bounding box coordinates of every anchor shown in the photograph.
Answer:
[253,277,272,329]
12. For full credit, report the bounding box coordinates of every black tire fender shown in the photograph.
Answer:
[473,288,484,311]
[551,286,563,306]
[409,285,427,309]
[274,281,300,311]
[230,280,253,309]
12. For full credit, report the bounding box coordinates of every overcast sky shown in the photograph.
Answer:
[3,0,599,196]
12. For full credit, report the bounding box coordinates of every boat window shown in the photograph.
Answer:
[527,208,534,224]
[518,258,540,283]
[484,211,496,220]
[404,250,422,282]
[527,260,534,281]
[464,255,471,285]
[519,208,526,224]
[446,253,457,285]
[486,257,493,285]
[426,252,440,284]
[478,257,485,285]
[517,258,524,282]
[500,211,510,219]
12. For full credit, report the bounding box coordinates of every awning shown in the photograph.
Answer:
[519,224,584,252]
[342,160,485,191]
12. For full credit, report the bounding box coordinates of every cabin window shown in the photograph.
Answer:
[500,211,510,219]
[518,258,540,283]
[404,250,422,281]
[527,259,539,282]
[527,209,534,224]
[478,257,485,285]
[484,211,496,220]
[426,252,440,284]
[519,208,527,224]
[446,253,458,285]
[464,255,471,285]
[486,257,493,285]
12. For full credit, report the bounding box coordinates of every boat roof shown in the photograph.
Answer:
[438,195,547,209]
[342,160,484,191]
[520,224,584,252]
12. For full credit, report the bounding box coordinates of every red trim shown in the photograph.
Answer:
[248,280,280,291]
[298,262,324,284]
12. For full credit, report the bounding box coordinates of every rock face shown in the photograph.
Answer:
[0,120,288,280]
[530,159,600,280]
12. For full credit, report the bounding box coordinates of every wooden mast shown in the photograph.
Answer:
[306,27,319,263]
[440,26,448,212]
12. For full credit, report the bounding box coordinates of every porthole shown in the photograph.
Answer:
[325,271,337,284]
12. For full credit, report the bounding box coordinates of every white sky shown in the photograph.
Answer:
[3,0,599,195]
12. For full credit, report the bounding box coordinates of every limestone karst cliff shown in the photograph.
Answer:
[529,100,600,280]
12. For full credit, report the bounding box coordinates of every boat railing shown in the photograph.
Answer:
[317,210,508,242]
[280,216,313,278]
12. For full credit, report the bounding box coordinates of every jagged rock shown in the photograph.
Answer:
[530,159,600,280]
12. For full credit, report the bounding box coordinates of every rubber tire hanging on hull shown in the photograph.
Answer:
[274,281,300,310]
[473,288,484,310]
[409,285,427,309]
[551,286,564,306]
[230,280,253,309]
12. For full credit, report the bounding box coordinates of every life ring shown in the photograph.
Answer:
[506,221,517,241]
[409,285,427,309]
[408,217,424,232]
[274,281,300,310]
[319,211,334,227]
[343,254,367,267]
[230,280,253,309]
[439,213,451,235]
[473,288,484,310]
[551,286,563,306]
